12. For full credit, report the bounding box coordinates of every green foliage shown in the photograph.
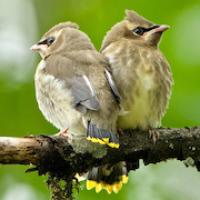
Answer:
[0,0,200,199]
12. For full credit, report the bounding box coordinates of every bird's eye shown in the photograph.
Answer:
[132,27,145,36]
[38,36,55,46]
[46,37,55,46]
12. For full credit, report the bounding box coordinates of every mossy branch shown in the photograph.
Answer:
[1,127,200,199]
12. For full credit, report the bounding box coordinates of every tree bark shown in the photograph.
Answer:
[1,127,200,172]
[1,127,200,199]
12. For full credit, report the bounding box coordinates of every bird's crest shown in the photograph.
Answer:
[125,10,153,26]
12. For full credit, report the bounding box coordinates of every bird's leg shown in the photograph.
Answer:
[149,128,160,143]
[57,128,69,137]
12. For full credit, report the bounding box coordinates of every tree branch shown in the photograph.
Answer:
[1,127,200,172]
[1,127,200,199]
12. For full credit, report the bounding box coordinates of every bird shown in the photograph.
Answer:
[31,21,128,193]
[101,10,173,141]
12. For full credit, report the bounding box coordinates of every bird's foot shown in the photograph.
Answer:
[57,128,69,138]
[149,129,160,143]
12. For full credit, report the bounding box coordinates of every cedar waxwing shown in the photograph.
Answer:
[31,22,128,193]
[101,10,173,140]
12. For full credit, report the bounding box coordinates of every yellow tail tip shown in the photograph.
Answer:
[95,183,103,193]
[103,181,123,194]
[102,138,109,143]
[122,175,129,184]
[107,142,120,149]
[87,137,107,145]
[86,179,127,194]
[86,180,97,190]
[105,184,113,194]
[103,137,120,149]
[87,136,120,149]
[113,182,122,193]
[97,138,106,145]
[87,137,101,144]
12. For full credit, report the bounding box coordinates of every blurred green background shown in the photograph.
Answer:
[0,0,200,199]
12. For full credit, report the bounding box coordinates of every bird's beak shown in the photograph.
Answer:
[143,24,170,45]
[150,24,170,34]
[30,44,41,51]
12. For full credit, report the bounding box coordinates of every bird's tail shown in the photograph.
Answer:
[86,122,119,149]
[86,162,128,194]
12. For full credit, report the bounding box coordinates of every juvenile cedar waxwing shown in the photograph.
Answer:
[31,22,128,193]
[101,10,173,140]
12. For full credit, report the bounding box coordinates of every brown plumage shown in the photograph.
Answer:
[101,10,173,130]
[31,22,127,193]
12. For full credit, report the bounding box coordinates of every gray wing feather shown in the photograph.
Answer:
[71,75,100,111]
[105,69,121,103]
[45,55,100,111]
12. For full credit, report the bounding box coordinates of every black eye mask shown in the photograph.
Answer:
[38,36,55,46]
[132,25,160,36]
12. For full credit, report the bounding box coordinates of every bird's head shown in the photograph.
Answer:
[31,22,94,59]
[125,10,169,46]
[101,10,169,50]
